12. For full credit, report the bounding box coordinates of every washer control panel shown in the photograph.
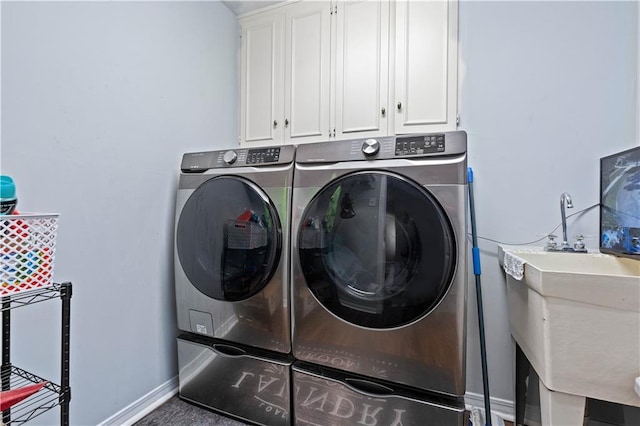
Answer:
[395,134,445,156]
[181,146,293,172]
[246,147,281,164]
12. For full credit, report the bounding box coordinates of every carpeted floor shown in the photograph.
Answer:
[134,395,520,426]
[133,396,249,426]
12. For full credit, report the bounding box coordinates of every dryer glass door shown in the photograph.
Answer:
[298,171,455,328]
[177,176,281,301]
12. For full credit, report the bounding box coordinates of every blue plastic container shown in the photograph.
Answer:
[0,175,18,215]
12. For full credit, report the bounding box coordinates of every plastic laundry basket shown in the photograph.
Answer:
[1,213,59,296]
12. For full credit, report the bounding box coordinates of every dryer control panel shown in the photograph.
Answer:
[395,134,445,156]
[295,131,466,164]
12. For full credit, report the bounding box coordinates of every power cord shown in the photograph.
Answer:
[468,203,600,246]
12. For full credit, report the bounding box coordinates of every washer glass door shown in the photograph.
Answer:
[298,171,456,328]
[177,176,281,301]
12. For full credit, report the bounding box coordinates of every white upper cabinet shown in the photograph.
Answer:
[334,0,390,140]
[285,1,332,144]
[239,0,458,145]
[239,2,330,146]
[240,11,285,145]
[394,0,458,134]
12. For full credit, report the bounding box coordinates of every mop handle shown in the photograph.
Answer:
[468,168,481,276]
[468,167,492,426]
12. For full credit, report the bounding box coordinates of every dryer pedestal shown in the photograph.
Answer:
[177,334,292,426]
[292,362,467,426]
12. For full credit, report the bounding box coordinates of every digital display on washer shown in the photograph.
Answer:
[395,134,445,156]
[246,147,281,164]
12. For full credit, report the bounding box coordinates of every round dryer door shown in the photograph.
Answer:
[177,176,281,301]
[297,171,456,328]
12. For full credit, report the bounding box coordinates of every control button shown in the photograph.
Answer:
[362,139,380,156]
[223,150,237,165]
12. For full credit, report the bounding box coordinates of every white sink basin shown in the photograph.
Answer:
[500,247,640,408]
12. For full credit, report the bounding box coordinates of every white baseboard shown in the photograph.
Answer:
[465,391,515,423]
[98,376,178,426]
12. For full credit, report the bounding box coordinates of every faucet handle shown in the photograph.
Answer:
[545,234,558,250]
[573,235,587,252]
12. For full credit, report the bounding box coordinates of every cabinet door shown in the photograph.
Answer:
[240,12,285,146]
[394,0,458,134]
[284,1,332,144]
[334,0,390,140]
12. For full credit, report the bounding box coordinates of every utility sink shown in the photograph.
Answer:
[500,247,640,424]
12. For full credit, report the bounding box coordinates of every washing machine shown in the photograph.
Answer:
[175,145,294,352]
[174,145,294,425]
[291,131,468,424]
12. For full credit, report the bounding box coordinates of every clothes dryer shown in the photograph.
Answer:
[291,132,468,423]
[175,145,294,353]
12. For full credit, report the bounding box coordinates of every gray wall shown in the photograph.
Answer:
[459,0,639,411]
[1,0,639,423]
[1,2,238,424]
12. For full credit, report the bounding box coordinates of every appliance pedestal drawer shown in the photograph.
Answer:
[292,362,467,426]
[177,334,292,426]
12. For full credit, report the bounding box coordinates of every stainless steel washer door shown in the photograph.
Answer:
[297,171,456,328]
[177,175,282,301]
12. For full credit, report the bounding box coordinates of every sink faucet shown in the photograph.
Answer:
[560,192,573,248]
[545,192,587,252]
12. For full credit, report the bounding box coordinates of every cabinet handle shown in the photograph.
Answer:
[381,107,386,116]
[273,120,278,128]
[285,119,289,127]
[397,102,402,110]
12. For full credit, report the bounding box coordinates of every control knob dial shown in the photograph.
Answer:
[362,139,380,156]
[223,150,237,165]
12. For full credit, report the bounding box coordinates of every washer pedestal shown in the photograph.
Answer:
[178,335,292,426]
